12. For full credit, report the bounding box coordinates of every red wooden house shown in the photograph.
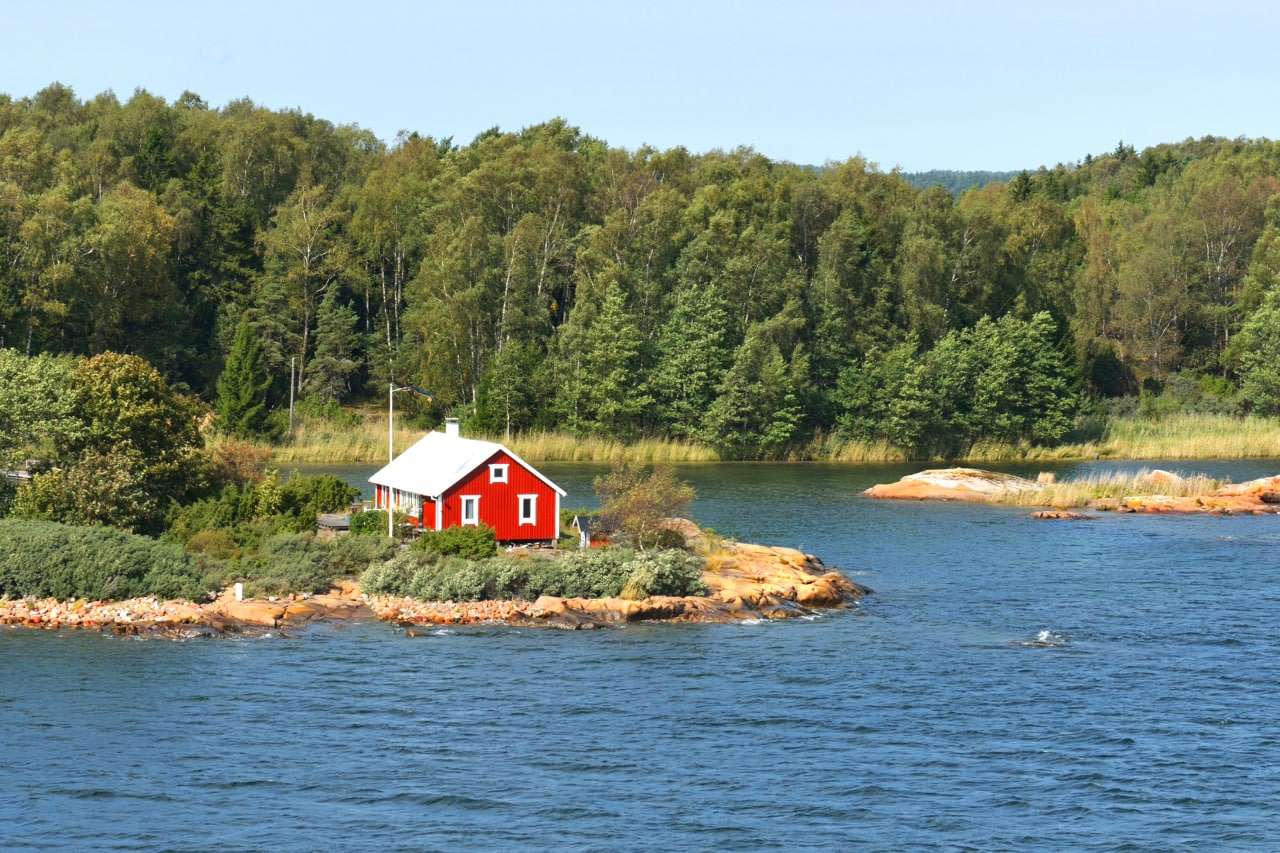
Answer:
[369,422,566,544]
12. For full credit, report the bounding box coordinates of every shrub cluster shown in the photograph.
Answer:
[360,547,706,603]
[167,471,360,549]
[0,519,220,601]
[216,532,400,599]
[413,524,498,559]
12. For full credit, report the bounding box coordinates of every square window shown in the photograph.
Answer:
[490,464,509,484]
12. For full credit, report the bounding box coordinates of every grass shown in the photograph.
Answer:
[1093,412,1280,460]
[994,469,1226,509]
[208,409,1280,466]
[502,431,720,463]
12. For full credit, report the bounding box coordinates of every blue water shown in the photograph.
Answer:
[4,461,1280,851]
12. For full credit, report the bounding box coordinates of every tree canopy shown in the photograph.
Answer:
[5,85,1280,459]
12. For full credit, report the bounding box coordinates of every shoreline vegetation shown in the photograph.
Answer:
[244,410,1280,466]
[0,526,871,636]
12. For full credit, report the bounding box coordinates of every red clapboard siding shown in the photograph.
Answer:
[439,450,560,541]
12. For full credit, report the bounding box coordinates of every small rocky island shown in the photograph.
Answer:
[864,467,1280,516]
[0,523,870,636]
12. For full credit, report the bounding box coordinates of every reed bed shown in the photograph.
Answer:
[502,431,720,463]
[1098,413,1280,460]
[995,469,1225,509]
[209,409,1280,466]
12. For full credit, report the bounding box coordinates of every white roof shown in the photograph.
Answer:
[369,431,565,498]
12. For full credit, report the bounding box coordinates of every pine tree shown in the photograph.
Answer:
[216,316,270,437]
[305,288,361,403]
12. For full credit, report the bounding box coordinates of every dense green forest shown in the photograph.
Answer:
[901,170,1020,195]
[6,83,1280,461]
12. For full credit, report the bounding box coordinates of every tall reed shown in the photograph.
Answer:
[995,469,1224,508]
[211,409,1280,466]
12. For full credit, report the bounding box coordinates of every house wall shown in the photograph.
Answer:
[440,450,560,542]
[376,484,425,527]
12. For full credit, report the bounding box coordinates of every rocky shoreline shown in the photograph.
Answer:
[0,539,870,637]
[864,467,1280,516]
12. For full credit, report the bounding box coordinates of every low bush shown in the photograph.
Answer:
[349,509,388,537]
[228,531,401,598]
[413,524,498,559]
[359,546,707,603]
[326,535,400,576]
[619,550,709,599]
[233,532,333,598]
[0,519,221,601]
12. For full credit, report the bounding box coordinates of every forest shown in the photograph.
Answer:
[6,83,1280,461]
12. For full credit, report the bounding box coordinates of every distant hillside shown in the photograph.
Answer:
[902,169,1020,195]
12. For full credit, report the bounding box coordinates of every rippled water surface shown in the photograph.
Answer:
[4,461,1280,851]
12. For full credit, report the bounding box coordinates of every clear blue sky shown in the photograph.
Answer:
[5,0,1277,172]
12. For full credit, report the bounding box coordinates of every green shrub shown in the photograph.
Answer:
[414,524,498,559]
[282,472,360,517]
[358,546,708,604]
[551,548,635,598]
[0,478,16,516]
[185,529,240,560]
[619,550,708,599]
[327,535,399,576]
[349,509,388,537]
[407,557,494,602]
[349,509,415,539]
[0,519,220,601]
[235,532,328,597]
[360,556,418,597]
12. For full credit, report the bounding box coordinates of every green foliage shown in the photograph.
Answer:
[226,531,396,598]
[359,546,706,603]
[1238,295,1280,415]
[9,352,208,534]
[0,519,218,601]
[594,462,695,550]
[618,549,709,599]
[11,447,157,532]
[8,86,1280,456]
[0,349,80,470]
[326,534,400,576]
[216,316,271,438]
[836,312,1078,457]
[413,523,498,559]
[281,471,359,517]
[234,532,335,597]
[165,472,358,547]
[349,509,390,537]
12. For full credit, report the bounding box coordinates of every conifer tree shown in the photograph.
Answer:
[216,316,270,437]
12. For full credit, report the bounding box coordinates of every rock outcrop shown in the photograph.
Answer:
[863,468,1038,502]
[1089,474,1280,515]
[865,468,1280,517]
[1,581,375,637]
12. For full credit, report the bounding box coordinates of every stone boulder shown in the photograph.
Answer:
[863,468,1037,502]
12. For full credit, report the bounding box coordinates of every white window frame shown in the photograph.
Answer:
[489,463,509,484]
[460,494,481,526]
[518,494,537,526]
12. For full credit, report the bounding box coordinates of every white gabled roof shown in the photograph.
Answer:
[369,431,566,498]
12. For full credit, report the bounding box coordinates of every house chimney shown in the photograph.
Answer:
[444,417,460,437]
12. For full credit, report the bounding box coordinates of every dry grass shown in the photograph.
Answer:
[214,416,723,464]
[1097,413,1280,460]
[207,410,1280,466]
[995,469,1225,509]
[502,431,720,463]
